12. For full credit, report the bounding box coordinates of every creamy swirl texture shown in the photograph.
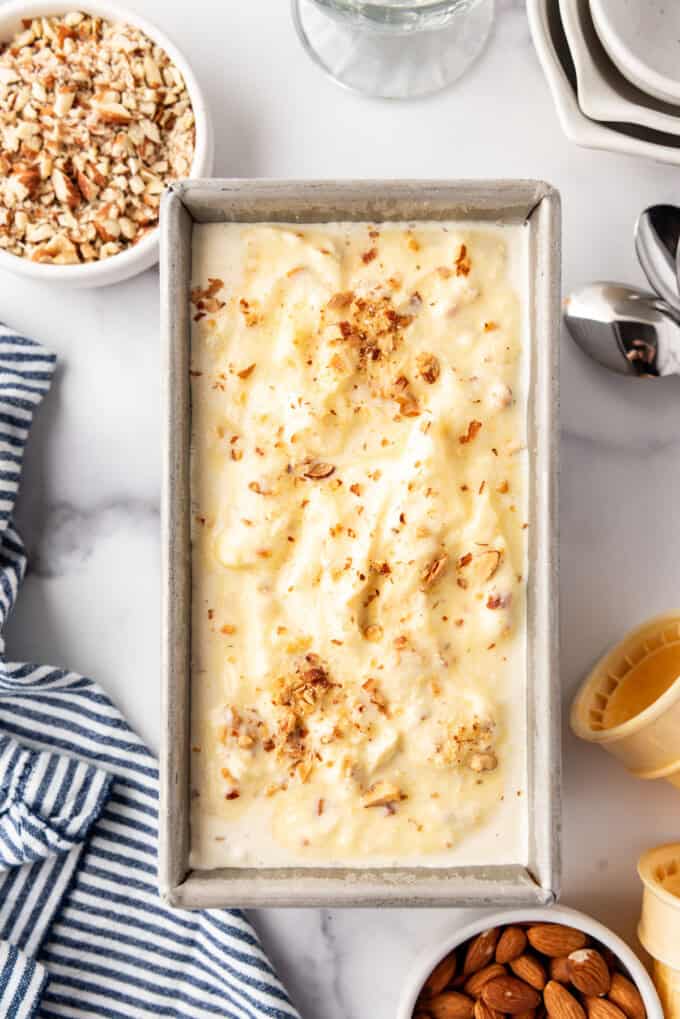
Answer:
[189,221,528,868]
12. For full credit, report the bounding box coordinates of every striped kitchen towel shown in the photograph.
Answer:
[0,326,301,1019]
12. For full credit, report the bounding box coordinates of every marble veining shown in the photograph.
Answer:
[20,499,160,579]
[318,913,348,1017]
[2,1,680,1017]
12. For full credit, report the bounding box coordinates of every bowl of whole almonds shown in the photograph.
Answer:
[0,1,213,286]
[398,908,662,1019]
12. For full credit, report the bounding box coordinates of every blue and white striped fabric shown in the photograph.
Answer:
[0,325,301,1019]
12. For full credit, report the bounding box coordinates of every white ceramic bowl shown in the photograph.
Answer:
[0,0,214,287]
[527,0,680,167]
[590,0,680,107]
[559,0,680,137]
[397,906,663,1019]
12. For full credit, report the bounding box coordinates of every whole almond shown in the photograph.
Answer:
[497,927,528,965]
[516,1011,538,1019]
[527,925,588,958]
[465,964,507,998]
[481,975,541,1014]
[584,998,627,1019]
[608,973,646,1019]
[550,958,571,984]
[425,953,458,997]
[464,930,501,975]
[544,980,587,1019]
[567,949,611,997]
[430,991,475,1019]
[510,955,547,991]
[475,999,504,1019]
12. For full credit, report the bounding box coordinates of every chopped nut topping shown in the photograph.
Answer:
[459,420,482,444]
[362,677,389,714]
[416,352,440,384]
[238,297,262,327]
[303,461,336,480]
[248,480,272,495]
[0,14,195,264]
[455,243,471,276]
[328,290,413,382]
[370,560,391,576]
[360,781,404,808]
[435,718,497,769]
[191,279,223,305]
[458,549,502,585]
[421,553,448,589]
[476,549,502,582]
[327,290,353,311]
[393,375,420,417]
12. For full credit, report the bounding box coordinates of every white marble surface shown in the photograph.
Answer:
[3,1,680,1016]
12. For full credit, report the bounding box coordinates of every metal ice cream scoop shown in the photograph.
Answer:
[563,282,680,377]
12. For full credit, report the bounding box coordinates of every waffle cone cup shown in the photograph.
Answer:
[571,614,680,785]
[639,843,680,1014]
[652,959,680,1019]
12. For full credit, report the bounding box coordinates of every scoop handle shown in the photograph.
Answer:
[635,205,680,318]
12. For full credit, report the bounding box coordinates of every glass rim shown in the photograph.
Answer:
[315,0,480,15]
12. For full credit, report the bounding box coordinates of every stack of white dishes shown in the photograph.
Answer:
[528,0,680,166]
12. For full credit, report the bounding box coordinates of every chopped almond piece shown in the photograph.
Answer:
[303,462,335,479]
[422,553,448,588]
[460,420,482,444]
[327,291,353,311]
[455,243,471,276]
[360,781,404,808]
[416,352,440,384]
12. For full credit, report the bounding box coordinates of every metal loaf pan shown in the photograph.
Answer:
[159,179,561,908]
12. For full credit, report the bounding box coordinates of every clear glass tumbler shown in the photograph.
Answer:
[291,0,496,99]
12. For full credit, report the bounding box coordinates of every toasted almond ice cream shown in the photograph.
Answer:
[189,220,529,868]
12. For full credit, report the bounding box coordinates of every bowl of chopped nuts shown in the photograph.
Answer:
[0,1,213,285]
[399,907,662,1019]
